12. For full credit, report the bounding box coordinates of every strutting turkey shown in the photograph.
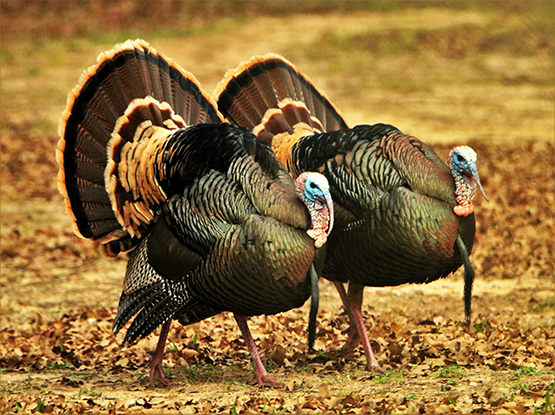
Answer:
[57,40,334,387]
[215,54,488,371]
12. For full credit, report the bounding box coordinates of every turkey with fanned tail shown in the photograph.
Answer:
[215,53,488,372]
[57,40,333,386]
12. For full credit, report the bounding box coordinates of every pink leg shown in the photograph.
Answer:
[335,282,383,372]
[333,281,361,354]
[234,314,283,387]
[149,319,174,386]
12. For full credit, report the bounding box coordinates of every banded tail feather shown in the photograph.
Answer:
[57,39,223,257]
[215,54,348,172]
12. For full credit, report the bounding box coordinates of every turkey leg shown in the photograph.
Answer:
[234,314,283,387]
[149,319,173,386]
[334,281,383,372]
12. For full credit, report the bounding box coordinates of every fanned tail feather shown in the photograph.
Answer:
[215,54,348,142]
[57,39,223,256]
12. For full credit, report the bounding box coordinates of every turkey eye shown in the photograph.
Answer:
[309,182,317,189]
[455,154,463,163]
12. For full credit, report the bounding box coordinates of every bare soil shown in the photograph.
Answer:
[1,2,553,414]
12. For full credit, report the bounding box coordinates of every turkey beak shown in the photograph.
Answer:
[471,166,489,202]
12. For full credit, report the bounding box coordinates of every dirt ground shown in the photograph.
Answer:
[1,2,553,414]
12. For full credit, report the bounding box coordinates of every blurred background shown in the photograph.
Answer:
[2,0,552,142]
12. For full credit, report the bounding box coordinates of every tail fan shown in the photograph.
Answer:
[215,54,348,157]
[57,39,223,256]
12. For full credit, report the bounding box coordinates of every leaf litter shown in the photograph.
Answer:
[1,138,554,413]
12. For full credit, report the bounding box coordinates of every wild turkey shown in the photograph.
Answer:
[215,54,488,371]
[57,40,334,386]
